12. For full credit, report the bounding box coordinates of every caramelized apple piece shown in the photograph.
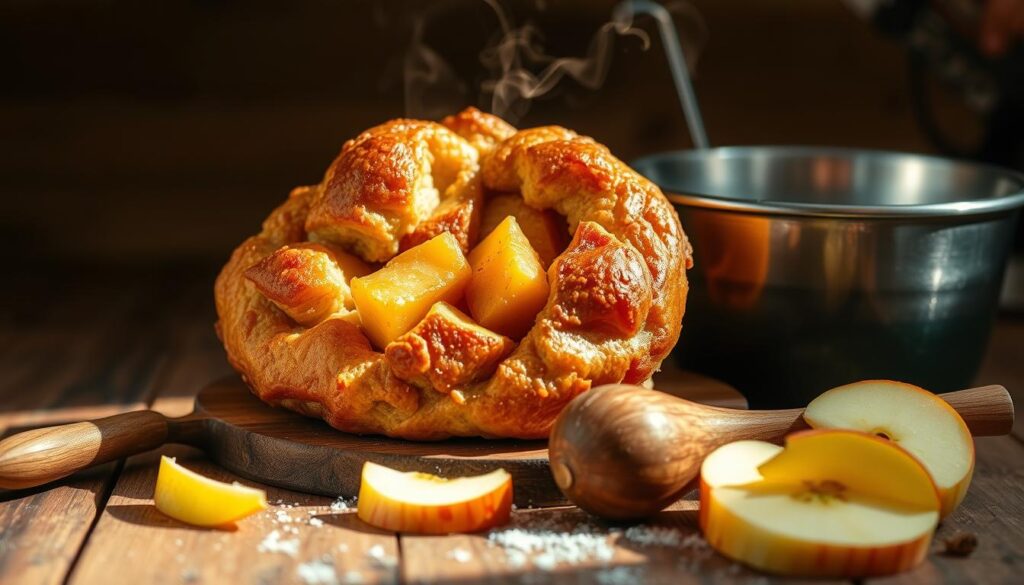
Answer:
[385,302,514,394]
[350,232,471,349]
[466,216,550,339]
[479,194,568,267]
[245,243,371,326]
[551,221,652,337]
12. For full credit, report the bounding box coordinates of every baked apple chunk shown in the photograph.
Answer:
[385,302,514,398]
[245,242,371,326]
[466,216,550,339]
[480,193,567,267]
[350,232,471,349]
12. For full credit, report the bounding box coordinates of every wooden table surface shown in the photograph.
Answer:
[2,266,1023,585]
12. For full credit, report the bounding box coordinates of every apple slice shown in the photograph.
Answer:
[803,380,975,517]
[700,430,940,577]
[357,462,512,534]
[154,456,268,527]
[699,440,781,532]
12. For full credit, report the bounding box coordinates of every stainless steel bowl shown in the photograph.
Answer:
[634,147,1024,407]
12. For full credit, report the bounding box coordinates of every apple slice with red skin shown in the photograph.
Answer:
[803,379,975,517]
[357,462,512,534]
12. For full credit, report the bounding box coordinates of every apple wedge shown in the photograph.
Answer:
[154,456,268,527]
[700,430,940,578]
[357,462,512,534]
[699,440,782,532]
[804,379,975,517]
[479,193,567,267]
[350,232,471,349]
[466,216,550,339]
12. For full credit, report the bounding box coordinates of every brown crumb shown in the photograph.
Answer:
[942,532,978,557]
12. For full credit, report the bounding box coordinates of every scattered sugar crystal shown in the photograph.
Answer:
[258,530,300,557]
[533,552,558,571]
[309,517,325,528]
[342,570,363,584]
[366,544,397,569]
[174,538,183,547]
[338,543,350,553]
[297,559,338,585]
[620,525,708,550]
[679,533,708,550]
[595,566,643,585]
[331,496,357,511]
[446,548,472,563]
[623,525,683,547]
[487,525,615,570]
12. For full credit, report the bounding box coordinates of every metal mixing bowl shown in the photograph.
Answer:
[634,147,1024,407]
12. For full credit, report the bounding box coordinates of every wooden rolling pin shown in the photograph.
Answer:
[547,383,1014,520]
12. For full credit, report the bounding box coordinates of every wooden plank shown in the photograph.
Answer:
[868,435,1024,584]
[400,503,840,584]
[0,464,120,585]
[401,437,1024,584]
[0,269,187,585]
[0,267,176,426]
[68,445,399,585]
[70,280,400,585]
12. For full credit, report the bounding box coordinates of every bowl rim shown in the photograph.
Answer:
[633,146,1024,218]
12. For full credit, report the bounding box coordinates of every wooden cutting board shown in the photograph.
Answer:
[0,364,744,506]
[182,366,744,507]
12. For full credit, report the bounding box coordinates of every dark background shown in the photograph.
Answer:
[2,0,992,268]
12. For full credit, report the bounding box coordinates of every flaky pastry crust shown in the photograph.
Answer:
[215,108,692,439]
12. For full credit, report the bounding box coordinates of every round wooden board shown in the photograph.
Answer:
[190,369,745,506]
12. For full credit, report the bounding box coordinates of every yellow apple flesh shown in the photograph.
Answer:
[466,216,550,339]
[350,232,471,349]
[154,456,267,528]
[803,379,975,517]
[700,430,940,578]
[699,440,782,532]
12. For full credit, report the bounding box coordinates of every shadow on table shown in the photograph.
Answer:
[314,511,395,536]
[105,503,238,532]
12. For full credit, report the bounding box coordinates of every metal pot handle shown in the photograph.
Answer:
[614,0,710,149]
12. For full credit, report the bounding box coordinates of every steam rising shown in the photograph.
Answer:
[404,17,468,121]
[479,0,649,122]
[402,0,651,123]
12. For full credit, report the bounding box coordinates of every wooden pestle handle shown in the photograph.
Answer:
[932,385,1014,436]
[0,410,171,490]
[548,384,1014,520]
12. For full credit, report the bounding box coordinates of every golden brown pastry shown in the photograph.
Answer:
[215,107,692,439]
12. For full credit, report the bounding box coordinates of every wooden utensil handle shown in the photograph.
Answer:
[0,410,170,490]
[940,384,1014,436]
